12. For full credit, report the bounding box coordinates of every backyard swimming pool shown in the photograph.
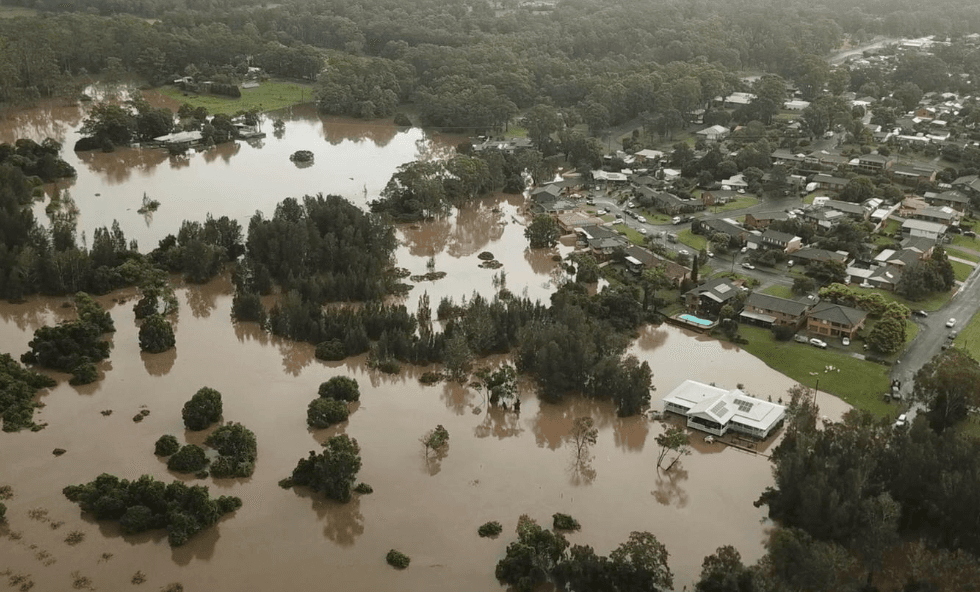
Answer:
[679,314,713,326]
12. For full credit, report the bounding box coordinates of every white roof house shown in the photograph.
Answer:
[901,218,947,240]
[661,380,787,439]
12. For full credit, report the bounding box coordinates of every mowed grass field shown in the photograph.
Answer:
[738,325,893,416]
[158,80,314,115]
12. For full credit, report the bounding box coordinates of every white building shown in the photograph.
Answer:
[661,380,787,439]
[901,218,947,240]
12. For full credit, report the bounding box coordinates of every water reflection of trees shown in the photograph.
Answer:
[652,465,690,508]
[440,380,476,416]
[276,338,315,377]
[141,348,177,376]
[0,101,85,144]
[473,404,523,440]
[184,282,225,319]
[532,395,614,451]
[202,141,241,164]
[320,117,399,148]
[634,326,669,351]
[293,487,365,547]
[422,442,449,476]
[171,519,223,565]
[77,147,169,185]
[524,246,561,276]
[0,297,69,333]
[612,415,650,452]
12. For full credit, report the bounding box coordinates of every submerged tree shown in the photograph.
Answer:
[655,425,690,471]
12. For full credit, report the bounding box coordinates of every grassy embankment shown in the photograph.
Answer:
[737,325,894,416]
[158,80,314,115]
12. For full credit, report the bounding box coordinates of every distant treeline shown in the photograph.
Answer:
[4,0,980,130]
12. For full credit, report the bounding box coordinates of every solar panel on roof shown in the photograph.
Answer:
[735,399,755,413]
[710,401,728,416]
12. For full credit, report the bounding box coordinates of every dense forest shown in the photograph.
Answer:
[3,0,980,130]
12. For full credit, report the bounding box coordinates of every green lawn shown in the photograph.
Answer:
[951,260,974,282]
[951,234,980,251]
[706,196,760,214]
[617,226,647,246]
[954,308,980,360]
[158,80,315,115]
[678,229,707,251]
[945,247,980,263]
[738,325,892,416]
[761,284,795,299]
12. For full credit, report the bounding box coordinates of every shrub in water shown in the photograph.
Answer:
[478,521,503,537]
[386,549,410,569]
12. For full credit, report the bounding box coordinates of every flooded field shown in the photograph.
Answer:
[0,96,851,590]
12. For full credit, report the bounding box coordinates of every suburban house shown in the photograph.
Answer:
[914,206,960,226]
[633,149,665,163]
[891,164,938,186]
[739,292,813,328]
[684,277,743,317]
[636,187,705,215]
[851,153,894,174]
[623,246,691,284]
[801,208,846,229]
[696,125,730,142]
[925,190,971,211]
[661,380,787,439]
[761,229,802,253]
[744,211,789,230]
[901,236,935,258]
[696,218,748,244]
[824,199,869,221]
[576,225,628,259]
[866,265,903,291]
[812,174,850,192]
[472,137,533,153]
[953,175,980,200]
[556,211,604,233]
[529,192,577,215]
[806,301,868,339]
[901,219,947,241]
[792,247,848,266]
[701,189,740,207]
[771,150,805,168]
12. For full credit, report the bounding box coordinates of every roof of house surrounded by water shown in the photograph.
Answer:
[661,380,787,439]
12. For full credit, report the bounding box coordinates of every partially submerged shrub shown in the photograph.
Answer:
[167,444,209,473]
[353,483,373,494]
[552,512,581,531]
[318,377,360,402]
[478,521,503,537]
[386,549,410,569]
[307,398,350,429]
[154,434,180,456]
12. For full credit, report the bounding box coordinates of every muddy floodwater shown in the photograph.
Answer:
[0,97,851,590]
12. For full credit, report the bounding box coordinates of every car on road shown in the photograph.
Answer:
[615,213,622,219]
[947,318,957,328]
[678,249,690,256]
[639,228,648,235]
[794,334,809,343]
[809,338,828,349]
[672,216,683,224]
[628,202,635,208]
[741,262,755,270]
[707,251,714,258]
[912,310,928,317]
[894,414,907,428]
[597,209,607,215]
[740,247,748,254]
[842,337,850,346]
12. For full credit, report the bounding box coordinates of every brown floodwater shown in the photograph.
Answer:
[0,98,852,591]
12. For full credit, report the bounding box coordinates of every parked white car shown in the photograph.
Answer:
[947,318,957,328]
[809,338,828,349]
[842,337,850,346]
[894,414,908,428]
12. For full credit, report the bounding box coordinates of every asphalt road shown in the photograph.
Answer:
[891,262,980,408]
